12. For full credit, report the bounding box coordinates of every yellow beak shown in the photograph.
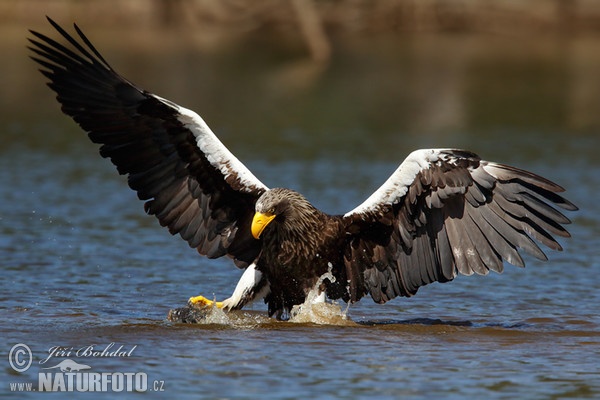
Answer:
[251,212,276,239]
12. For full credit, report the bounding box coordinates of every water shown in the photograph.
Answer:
[1,23,600,398]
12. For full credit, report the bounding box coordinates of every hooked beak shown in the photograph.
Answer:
[251,212,276,239]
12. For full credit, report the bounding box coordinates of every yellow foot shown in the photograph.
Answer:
[188,295,224,309]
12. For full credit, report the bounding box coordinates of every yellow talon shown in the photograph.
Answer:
[188,295,224,309]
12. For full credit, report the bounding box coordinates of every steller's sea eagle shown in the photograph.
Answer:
[29,18,577,320]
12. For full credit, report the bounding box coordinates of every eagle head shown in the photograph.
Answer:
[251,188,318,239]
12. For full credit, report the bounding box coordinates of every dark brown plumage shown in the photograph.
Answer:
[29,18,577,320]
[253,188,348,316]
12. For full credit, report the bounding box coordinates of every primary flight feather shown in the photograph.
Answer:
[29,18,577,319]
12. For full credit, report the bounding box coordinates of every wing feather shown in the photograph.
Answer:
[343,149,576,302]
[29,18,267,267]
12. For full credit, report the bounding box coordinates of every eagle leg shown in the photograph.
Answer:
[188,263,270,312]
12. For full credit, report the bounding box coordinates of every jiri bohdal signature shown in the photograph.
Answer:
[39,343,137,365]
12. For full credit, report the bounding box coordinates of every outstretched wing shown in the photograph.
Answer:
[342,149,577,303]
[29,18,268,267]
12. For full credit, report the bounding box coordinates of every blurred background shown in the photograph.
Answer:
[3,0,600,148]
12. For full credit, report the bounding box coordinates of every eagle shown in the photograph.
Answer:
[29,18,577,320]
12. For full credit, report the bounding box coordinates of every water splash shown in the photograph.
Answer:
[197,306,272,329]
[289,263,354,326]
[167,300,272,329]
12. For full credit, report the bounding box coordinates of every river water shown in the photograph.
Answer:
[1,23,599,398]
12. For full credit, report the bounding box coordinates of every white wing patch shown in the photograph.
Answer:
[154,95,268,192]
[344,149,457,217]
